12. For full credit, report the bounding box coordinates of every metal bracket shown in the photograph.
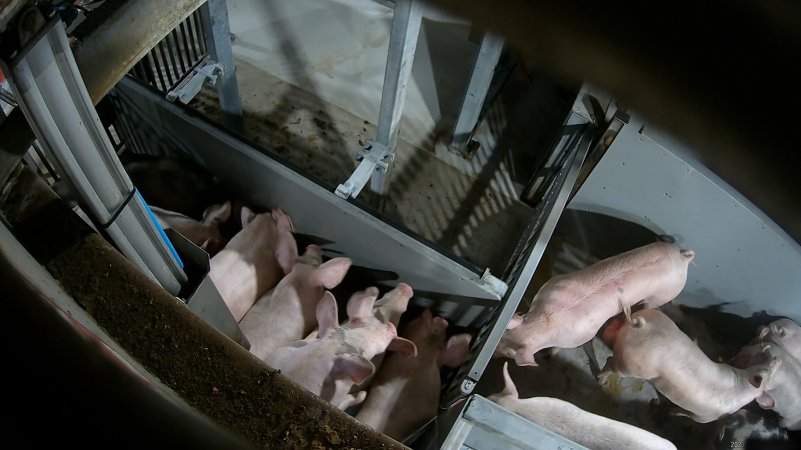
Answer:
[335,140,394,199]
[479,268,508,298]
[166,62,223,104]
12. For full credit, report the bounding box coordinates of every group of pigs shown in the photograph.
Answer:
[153,197,473,442]
[125,155,800,447]
[490,241,801,449]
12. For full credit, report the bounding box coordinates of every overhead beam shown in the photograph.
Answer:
[73,0,205,105]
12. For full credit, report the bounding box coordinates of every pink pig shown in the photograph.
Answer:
[209,207,297,322]
[355,309,471,441]
[497,241,695,366]
[599,308,778,424]
[239,245,352,360]
[340,283,415,391]
[150,201,231,255]
[488,362,677,450]
[731,343,801,430]
[265,291,417,410]
[757,318,801,364]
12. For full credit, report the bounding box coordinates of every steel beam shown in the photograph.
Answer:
[368,0,423,197]
[450,32,504,154]
[199,0,244,131]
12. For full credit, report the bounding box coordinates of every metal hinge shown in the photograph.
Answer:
[166,62,223,104]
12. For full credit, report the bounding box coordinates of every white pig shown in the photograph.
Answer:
[265,291,417,410]
[355,309,472,441]
[757,318,801,364]
[599,309,778,424]
[731,343,801,430]
[497,241,695,366]
[209,207,297,322]
[488,362,678,450]
[239,245,352,360]
[342,283,415,391]
[150,201,231,255]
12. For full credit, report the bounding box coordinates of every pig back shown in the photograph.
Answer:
[501,397,677,450]
[611,309,705,381]
[614,309,769,423]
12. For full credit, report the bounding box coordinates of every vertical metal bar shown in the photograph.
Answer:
[139,54,158,88]
[369,0,423,196]
[450,32,505,151]
[156,41,176,89]
[187,11,206,60]
[168,30,189,74]
[164,33,186,81]
[146,52,168,92]
[200,0,244,130]
[178,21,196,66]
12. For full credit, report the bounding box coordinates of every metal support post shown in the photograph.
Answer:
[199,0,244,131]
[336,0,422,200]
[2,18,187,295]
[449,32,504,155]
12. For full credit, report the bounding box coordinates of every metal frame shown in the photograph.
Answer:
[114,76,507,320]
[449,32,505,155]
[1,18,187,295]
[438,395,589,449]
[336,0,423,200]
[199,0,243,130]
[440,103,595,407]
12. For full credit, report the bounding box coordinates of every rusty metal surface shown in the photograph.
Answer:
[425,0,801,245]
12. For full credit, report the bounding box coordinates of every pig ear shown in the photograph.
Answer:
[316,291,340,339]
[438,333,472,368]
[333,354,375,384]
[311,257,352,289]
[240,206,256,227]
[271,208,294,233]
[507,314,524,330]
[202,201,232,225]
[346,288,379,323]
[388,337,417,358]
[274,231,298,275]
[501,362,519,398]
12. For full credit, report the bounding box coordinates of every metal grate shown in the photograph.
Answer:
[105,82,193,159]
[438,110,596,409]
[128,8,208,94]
